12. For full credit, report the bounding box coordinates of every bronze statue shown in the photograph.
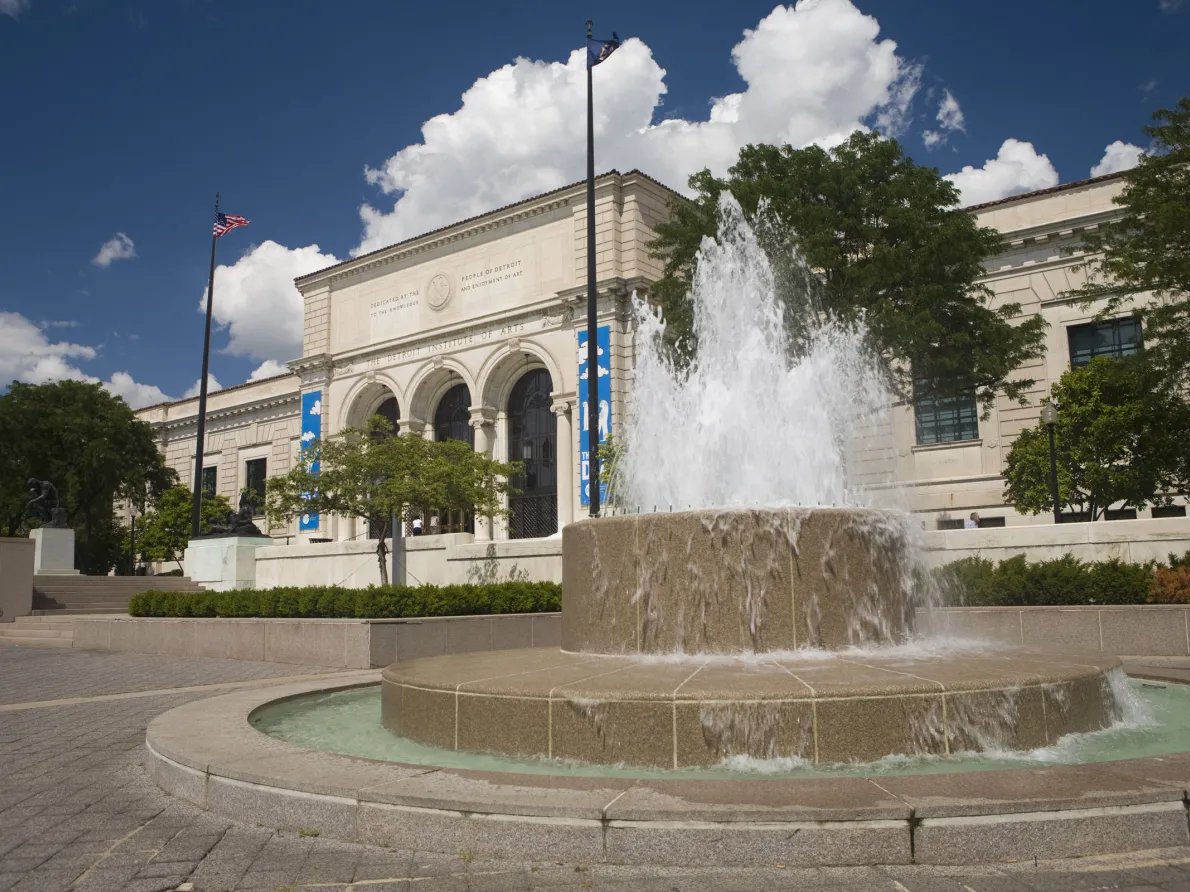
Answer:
[25,478,68,528]
[202,490,264,537]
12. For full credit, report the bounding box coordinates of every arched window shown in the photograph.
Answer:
[507,368,556,539]
[376,396,399,431]
[433,383,474,446]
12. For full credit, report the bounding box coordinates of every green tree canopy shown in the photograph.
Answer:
[650,131,1047,412]
[265,417,520,585]
[1002,357,1188,520]
[1067,97,1190,389]
[0,380,176,573]
[132,485,233,571]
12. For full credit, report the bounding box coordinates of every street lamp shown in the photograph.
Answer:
[1041,401,1061,525]
[128,500,139,576]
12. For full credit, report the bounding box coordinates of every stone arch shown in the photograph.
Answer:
[405,358,477,428]
[476,338,565,414]
[339,375,403,433]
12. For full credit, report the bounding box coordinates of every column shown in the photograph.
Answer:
[552,399,574,531]
[470,408,497,542]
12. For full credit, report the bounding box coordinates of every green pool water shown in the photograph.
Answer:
[249,678,1189,780]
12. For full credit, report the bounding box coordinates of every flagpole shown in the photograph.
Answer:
[585,19,601,518]
[191,193,219,537]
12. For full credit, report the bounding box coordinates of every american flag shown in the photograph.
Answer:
[213,212,250,238]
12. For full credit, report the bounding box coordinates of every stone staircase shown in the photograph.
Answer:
[0,615,77,648]
[32,574,204,613]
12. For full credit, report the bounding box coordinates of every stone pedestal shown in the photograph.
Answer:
[30,527,79,575]
[183,536,273,591]
[0,537,35,622]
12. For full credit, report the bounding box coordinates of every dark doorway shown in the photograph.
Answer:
[507,368,557,539]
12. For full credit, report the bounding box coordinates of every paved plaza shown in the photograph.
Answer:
[2,646,1190,892]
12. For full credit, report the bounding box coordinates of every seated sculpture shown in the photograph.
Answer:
[25,478,68,529]
[205,490,264,537]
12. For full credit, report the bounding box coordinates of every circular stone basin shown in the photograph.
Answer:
[381,648,1124,769]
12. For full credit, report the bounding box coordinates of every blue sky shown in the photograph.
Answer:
[1,0,1186,407]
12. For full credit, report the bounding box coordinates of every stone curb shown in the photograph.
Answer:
[145,676,1190,867]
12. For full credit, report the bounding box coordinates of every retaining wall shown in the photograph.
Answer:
[72,612,562,669]
[922,605,1190,657]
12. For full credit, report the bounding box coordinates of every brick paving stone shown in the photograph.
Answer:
[1,647,1189,892]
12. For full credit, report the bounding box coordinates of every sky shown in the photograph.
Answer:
[1,0,1186,408]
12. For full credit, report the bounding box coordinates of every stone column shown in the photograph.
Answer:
[552,399,574,531]
[470,408,497,542]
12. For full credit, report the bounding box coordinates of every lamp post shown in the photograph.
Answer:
[128,500,138,576]
[1041,401,1061,524]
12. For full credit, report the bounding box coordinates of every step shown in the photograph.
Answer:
[0,628,72,639]
[0,636,73,648]
[32,608,128,616]
[12,620,74,631]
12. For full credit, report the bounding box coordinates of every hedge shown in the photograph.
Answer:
[128,581,562,619]
[936,551,1190,607]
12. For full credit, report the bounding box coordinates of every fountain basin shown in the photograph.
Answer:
[380,647,1123,768]
[562,508,917,654]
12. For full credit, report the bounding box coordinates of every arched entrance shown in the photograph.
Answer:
[432,383,474,534]
[507,368,557,539]
[433,383,474,446]
[375,396,399,433]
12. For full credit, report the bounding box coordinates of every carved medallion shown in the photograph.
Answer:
[426,273,453,311]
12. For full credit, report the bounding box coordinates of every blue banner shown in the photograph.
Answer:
[299,390,322,531]
[578,325,611,507]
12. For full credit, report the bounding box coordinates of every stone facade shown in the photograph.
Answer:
[136,167,1186,586]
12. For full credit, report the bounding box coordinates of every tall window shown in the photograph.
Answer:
[432,383,474,534]
[1068,318,1141,367]
[433,383,474,446]
[375,396,399,432]
[507,369,557,539]
[200,466,217,498]
[914,380,979,445]
[244,458,267,514]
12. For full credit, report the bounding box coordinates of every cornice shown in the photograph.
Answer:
[154,392,301,435]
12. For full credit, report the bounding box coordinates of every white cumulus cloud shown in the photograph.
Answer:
[104,372,171,409]
[356,0,922,255]
[249,359,290,381]
[944,138,1059,207]
[0,311,174,409]
[202,241,339,363]
[0,0,29,19]
[936,90,965,132]
[183,374,222,400]
[1090,140,1144,177]
[91,233,136,268]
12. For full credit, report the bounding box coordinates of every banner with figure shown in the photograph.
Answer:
[578,325,611,507]
[299,390,322,531]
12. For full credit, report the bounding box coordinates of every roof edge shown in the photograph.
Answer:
[134,372,298,415]
[965,170,1128,212]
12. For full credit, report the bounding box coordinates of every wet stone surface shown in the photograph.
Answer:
[2,645,1189,891]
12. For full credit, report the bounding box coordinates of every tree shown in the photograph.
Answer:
[265,417,520,585]
[650,131,1047,412]
[132,485,233,571]
[1067,97,1190,392]
[1003,357,1188,519]
[0,380,176,573]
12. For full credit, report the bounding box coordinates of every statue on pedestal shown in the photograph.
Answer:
[25,479,68,529]
[205,490,264,537]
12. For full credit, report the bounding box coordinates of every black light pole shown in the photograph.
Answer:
[191,194,220,537]
[585,19,600,518]
[1042,401,1061,524]
[128,500,136,576]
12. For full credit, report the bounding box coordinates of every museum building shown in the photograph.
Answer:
[135,167,1185,587]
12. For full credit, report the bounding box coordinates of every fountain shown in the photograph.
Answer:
[380,197,1123,769]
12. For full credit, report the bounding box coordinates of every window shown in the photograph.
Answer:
[936,518,965,531]
[977,516,1006,528]
[244,458,267,514]
[507,369,557,539]
[1152,505,1187,519]
[1068,318,1141,368]
[200,466,217,498]
[914,380,979,445]
[1105,508,1137,521]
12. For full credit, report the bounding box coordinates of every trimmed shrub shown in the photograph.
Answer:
[1150,566,1190,604]
[937,553,1154,607]
[128,581,562,619]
